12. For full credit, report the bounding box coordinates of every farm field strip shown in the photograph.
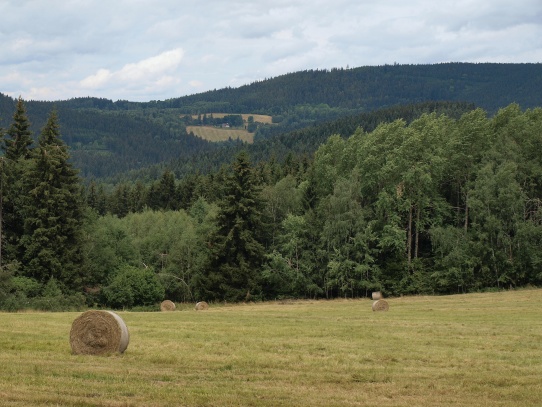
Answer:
[189,113,273,124]
[186,126,254,143]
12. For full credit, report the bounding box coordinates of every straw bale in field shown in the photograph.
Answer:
[70,310,130,355]
[160,300,176,311]
[371,291,382,300]
[372,299,389,312]
[195,301,209,311]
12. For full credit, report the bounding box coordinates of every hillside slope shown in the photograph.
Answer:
[1,63,540,179]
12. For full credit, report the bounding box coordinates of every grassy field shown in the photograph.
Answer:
[1,290,541,406]
[186,113,273,143]
[190,113,273,124]
[186,126,254,143]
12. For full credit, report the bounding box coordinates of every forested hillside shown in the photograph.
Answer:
[1,63,540,180]
[159,101,476,183]
[2,97,542,309]
[1,63,542,310]
[144,63,541,115]
[85,104,542,302]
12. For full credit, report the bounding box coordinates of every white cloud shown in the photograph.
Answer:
[117,49,184,81]
[79,48,184,95]
[189,80,203,88]
[80,69,113,89]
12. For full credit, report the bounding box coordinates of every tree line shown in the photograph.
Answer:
[1,99,541,310]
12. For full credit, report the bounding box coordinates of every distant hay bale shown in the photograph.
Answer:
[371,291,382,300]
[372,299,389,312]
[70,310,130,355]
[195,301,209,311]
[160,300,176,311]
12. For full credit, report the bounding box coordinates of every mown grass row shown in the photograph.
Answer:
[0,290,541,406]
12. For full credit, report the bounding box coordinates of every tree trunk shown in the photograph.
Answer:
[407,204,413,267]
[464,193,469,233]
[414,205,420,259]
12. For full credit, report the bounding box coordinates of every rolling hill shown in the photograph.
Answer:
[1,62,540,180]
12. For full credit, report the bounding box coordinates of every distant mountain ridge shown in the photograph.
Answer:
[158,62,542,114]
[1,63,540,180]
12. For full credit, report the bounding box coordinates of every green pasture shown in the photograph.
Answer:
[0,290,541,406]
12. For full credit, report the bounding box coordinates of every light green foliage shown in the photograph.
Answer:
[10,276,41,297]
[124,208,215,302]
[82,205,216,305]
[261,174,304,244]
[299,105,542,295]
[82,214,141,286]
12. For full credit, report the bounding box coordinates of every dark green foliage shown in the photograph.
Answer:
[19,111,85,291]
[1,98,34,267]
[2,63,540,181]
[3,97,34,161]
[3,64,542,307]
[153,63,542,114]
[200,151,267,301]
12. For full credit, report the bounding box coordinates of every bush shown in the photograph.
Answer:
[102,265,165,309]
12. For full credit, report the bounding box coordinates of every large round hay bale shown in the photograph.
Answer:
[371,291,382,300]
[372,299,389,312]
[160,300,176,311]
[195,301,209,311]
[70,310,130,355]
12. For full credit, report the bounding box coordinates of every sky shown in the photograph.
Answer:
[1,0,541,102]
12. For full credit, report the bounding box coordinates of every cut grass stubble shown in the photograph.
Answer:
[1,290,541,406]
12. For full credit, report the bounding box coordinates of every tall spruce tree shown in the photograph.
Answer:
[202,151,267,301]
[20,110,85,292]
[0,127,4,269]
[4,97,33,161]
[1,97,34,265]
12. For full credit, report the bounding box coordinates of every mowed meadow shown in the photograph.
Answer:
[187,113,273,143]
[1,290,541,407]
[186,126,254,143]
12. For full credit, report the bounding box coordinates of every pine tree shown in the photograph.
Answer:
[20,110,85,291]
[202,151,267,301]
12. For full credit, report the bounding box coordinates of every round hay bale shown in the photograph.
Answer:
[69,310,130,355]
[372,299,389,312]
[160,300,176,311]
[371,291,382,300]
[195,301,209,311]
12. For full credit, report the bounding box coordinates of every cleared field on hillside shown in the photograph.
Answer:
[1,290,541,406]
[190,113,273,124]
[186,126,254,143]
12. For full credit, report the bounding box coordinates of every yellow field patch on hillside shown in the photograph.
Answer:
[186,126,254,143]
[190,113,274,124]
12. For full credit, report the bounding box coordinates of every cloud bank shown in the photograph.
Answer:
[0,0,540,101]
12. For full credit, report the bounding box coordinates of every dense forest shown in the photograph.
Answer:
[1,94,541,310]
[1,63,540,180]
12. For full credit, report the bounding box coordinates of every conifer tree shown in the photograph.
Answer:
[202,151,267,301]
[1,97,34,265]
[20,110,85,291]
[4,97,33,161]
[157,169,177,210]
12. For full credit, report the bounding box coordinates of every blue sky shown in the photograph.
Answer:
[1,0,541,102]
